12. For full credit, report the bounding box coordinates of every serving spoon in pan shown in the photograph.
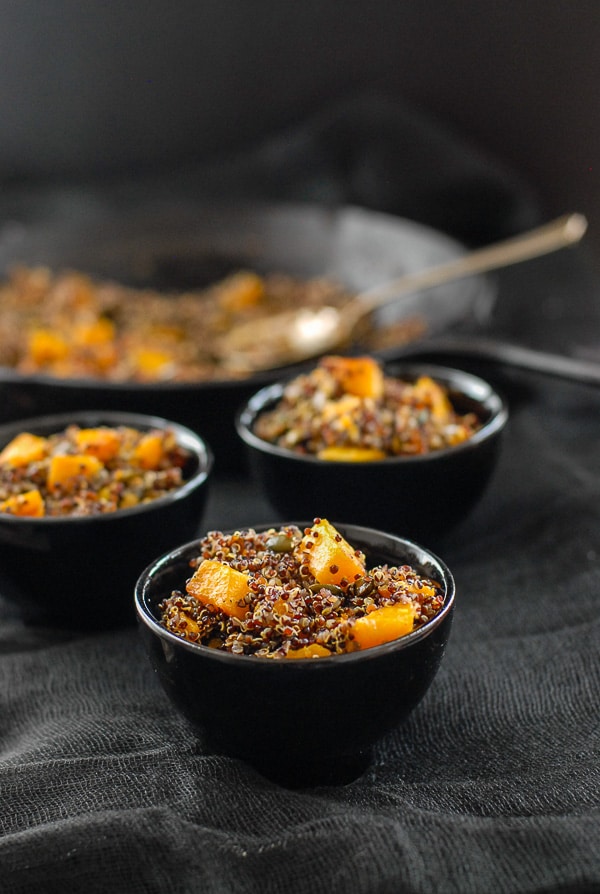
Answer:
[217,212,590,378]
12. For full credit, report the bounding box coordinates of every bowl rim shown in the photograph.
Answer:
[0,409,213,525]
[235,361,509,466]
[134,520,456,667]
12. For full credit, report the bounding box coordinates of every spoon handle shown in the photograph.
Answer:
[357,213,588,314]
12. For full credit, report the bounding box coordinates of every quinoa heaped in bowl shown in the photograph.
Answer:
[159,518,445,658]
[0,423,193,518]
[252,354,483,460]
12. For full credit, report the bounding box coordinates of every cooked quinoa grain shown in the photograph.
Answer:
[159,519,445,658]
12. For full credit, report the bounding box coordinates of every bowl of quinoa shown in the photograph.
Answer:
[0,411,213,627]
[135,519,455,786]
[236,357,508,542]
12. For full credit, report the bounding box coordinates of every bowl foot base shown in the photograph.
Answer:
[246,749,372,789]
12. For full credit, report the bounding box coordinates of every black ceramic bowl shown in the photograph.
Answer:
[0,411,213,628]
[236,363,508,544]
[135,522,455,787]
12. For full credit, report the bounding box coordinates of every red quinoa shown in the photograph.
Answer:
[159,521,445,659]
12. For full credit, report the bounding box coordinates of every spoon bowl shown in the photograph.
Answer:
[219,213,587,372]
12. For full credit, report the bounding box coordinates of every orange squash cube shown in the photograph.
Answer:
[0,488,45,517]
[299,518,366,587]
[351,603,416,650]
[316,446,386,462]
[217,271,265,311]
[322,355,384,399]
[72,318,115,346]
[47,454,103,491]
[133,433,164,470]
[27,329,69,365]
[74,428,121,462]
[286,643,331,659]
[0,432,48,467]
[412,375,453,421]
[133,348,174,379]
[186,558,250,620]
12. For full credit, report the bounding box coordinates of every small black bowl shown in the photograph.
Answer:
[236,363,508,543]
[135,522,455,787]
[0,411,213,628]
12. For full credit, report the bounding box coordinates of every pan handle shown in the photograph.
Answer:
[402,335,600,387]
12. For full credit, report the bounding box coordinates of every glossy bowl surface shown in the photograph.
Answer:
[236,362,508,544]
[135,522,455,787]
[0,411,213,628]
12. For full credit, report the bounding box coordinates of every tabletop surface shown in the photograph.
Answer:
[1,242,599,894]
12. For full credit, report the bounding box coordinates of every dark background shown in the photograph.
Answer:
[0,1,598,257]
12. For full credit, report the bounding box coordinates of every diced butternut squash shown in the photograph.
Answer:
[351,603,416,650]
[286,643,331,659]
[0,488,45,517]
[47,454,103,491]
[299,518,366,587]
[217,271,265,311]
[186,558,250,620]
[133,433,164,470]
[0,432,48,467]
[72,317,115,346]
[412,375,453,422]
[272,598,289,616]
[74,427,121,462]
[316,446,386,462]
[405,581,438,600]
[133,347,174,378]
[322,355,384,399]
[27,329,69,364]
[175,610,200,637]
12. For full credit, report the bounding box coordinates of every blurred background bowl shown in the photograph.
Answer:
[236,362,508,544]
[0,410,212,628]
[0,201,495,471]
[134,521,455,787]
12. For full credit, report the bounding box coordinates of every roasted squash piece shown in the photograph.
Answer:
[316,446,386,462]
[74,427,121,462]
[217,271,265,312]
[0,432,48,467]
[47,454,103,491]
[133,432,164,470]
[412,375,453,422]
[299,518,366,587]
[0,488,45,517]
[72,317,115,346]
[186,558,250,620]
[351,603,416,650]
[27,329,69,365]
[286,643,331,659]
[322,355,384,399]
[132,348,174,379]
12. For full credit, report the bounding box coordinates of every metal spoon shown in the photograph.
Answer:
[217,212,588,372]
